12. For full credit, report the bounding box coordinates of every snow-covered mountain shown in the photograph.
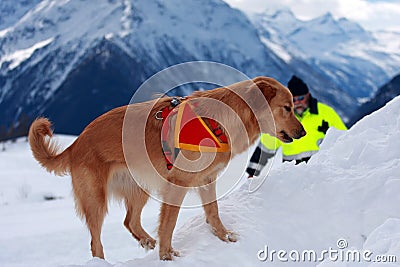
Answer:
[0,0,42,31]
[250,9,400,104]
[350,73,400,125]
[1,95,399,266]
[1,1,399,136]
[0,0,288,135]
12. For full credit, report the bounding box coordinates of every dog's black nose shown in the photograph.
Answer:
[294,128,306,139]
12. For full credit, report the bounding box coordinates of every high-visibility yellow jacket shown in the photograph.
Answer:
[260,97,347,161]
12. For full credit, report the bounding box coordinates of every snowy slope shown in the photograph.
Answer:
[0,0,41,31]
[1,95,400,266]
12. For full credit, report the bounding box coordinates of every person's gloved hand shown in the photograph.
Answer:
[318,120,329,134]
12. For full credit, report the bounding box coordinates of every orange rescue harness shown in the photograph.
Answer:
[157,98,229,170]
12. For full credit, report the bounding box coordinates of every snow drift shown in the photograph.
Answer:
[1,97,400,266]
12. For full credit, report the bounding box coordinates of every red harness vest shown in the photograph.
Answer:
[159,99,229,170]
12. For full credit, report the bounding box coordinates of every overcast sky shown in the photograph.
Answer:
[223,0,400,32]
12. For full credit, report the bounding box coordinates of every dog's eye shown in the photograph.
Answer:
[284,106,291,112]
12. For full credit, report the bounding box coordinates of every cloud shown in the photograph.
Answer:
[223,0,400,31]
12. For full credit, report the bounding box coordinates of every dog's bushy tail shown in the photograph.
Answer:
[28,117,70,176]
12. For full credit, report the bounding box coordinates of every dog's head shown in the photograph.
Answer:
[250,77,306,143]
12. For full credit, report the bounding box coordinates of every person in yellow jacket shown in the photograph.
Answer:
[246,75,347,177]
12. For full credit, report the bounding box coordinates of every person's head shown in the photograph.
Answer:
[287,75,310,116]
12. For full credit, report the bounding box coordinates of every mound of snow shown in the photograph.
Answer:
[1,97,399,266]
[79,99,400,266]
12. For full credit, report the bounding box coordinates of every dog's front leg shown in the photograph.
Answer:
[198,183,237,242]
[158,181,187,260]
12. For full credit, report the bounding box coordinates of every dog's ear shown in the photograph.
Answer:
[249,80,277,104]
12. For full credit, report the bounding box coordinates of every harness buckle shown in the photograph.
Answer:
[155,110,163,120]
[171,97,182,107]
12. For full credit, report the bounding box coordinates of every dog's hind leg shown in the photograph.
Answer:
[72,166,108,259]
[123,186,156,250]
[198,182,237,242]
[158,180,188,260]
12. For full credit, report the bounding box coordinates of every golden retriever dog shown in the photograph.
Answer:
[28,76,305,260]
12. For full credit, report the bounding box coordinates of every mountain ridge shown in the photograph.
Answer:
[250,8,400,101]
[0,0,290,135]
[0,1,399,136]
[350,73,400,125]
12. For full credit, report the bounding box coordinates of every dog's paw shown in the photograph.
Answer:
[225,231,238,242]
[212,228,238,242]
[139,237,156,251]
[159,248,180,261]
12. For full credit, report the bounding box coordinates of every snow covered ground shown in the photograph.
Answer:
[1,97,400,267]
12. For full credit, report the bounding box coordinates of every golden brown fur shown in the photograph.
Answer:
[28,76,305,260]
